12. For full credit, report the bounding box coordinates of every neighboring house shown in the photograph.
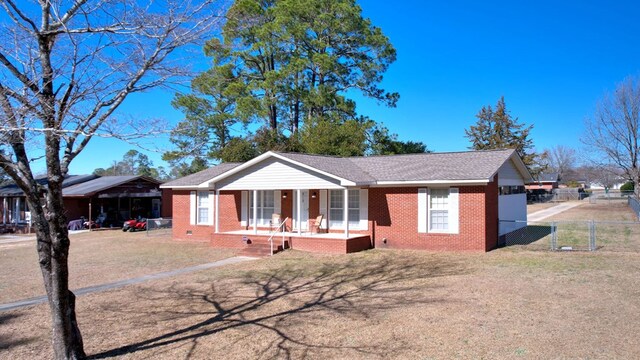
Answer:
[161,149,531,253]
[525,172,559,192]
[0,175,168,233]
[0,174,97,232]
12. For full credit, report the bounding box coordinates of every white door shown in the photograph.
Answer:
[293,190,309,231]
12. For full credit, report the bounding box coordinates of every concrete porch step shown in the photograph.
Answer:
[238,242,286,257]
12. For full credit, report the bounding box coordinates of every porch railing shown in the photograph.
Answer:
[267,217,289,256]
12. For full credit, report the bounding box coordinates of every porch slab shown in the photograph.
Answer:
[212,231,372,254]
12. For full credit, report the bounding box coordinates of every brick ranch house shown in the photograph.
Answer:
[161,149,531,254]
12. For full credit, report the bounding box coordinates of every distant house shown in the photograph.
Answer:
[161,149,532,254]
[0,175,169,233]
[525,172,559,192]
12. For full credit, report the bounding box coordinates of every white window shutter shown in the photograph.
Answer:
[208,192,214,225]
[359,189,368,230]
[240,191,248,226]
[319,190,328,228]
[189,191,196,225]
[274,190,281,215]
[449,188,459,234]
[418,188,427,233]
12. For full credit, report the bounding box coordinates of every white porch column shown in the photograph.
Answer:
[2,197,6,224]
[214,189,220,233]
[296,189,302,235]
[253,190,258,235]
[343,188,349,238]
[15,197,20,225]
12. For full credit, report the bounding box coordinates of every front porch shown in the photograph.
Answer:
[212,229,372,256]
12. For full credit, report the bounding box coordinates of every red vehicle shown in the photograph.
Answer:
[122,217,147,232]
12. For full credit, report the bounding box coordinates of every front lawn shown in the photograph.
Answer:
[2,247,639,358]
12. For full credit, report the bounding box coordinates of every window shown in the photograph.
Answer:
[499,185,525,195]
[249,190,275,226]
[329,190,359,228]
[197,191,210,224]
[418,187,458,234]
[429,189,449,231]
[8,197,28,224]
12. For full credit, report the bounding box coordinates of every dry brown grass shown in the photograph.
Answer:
[526,202,558,214]
[0,231,236,303]
[2,203,640,359]
[2,248,640,359]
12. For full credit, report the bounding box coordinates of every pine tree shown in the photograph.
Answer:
[465,97,538,170]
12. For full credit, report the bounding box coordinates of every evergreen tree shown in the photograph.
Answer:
[465,97,538,169]
[164,0,409,162]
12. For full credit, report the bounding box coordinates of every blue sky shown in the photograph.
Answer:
[69,0,640,174]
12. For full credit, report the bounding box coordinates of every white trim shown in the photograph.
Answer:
[198,151,357,188]
[417,188,427,233]
[252,190,258,234]
[207,191,214,225]
[489,151,533,183]
[319,190,328,228]
[215,190,220,233]
[359,189,368,230]
[240,191,248,226]
[274,190,281,215]
[343,188,349,237]
[449,188,459,234]
[297,189,302,235]
[427,187,459,234]
[374,179,489,186]
[189,191,196,225]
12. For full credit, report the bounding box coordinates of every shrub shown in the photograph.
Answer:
[621,181,635,191]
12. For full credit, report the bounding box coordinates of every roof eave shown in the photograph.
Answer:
[372,179,490,187]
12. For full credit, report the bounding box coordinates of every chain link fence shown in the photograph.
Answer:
[500,219,640,252]
[146,218,172,236]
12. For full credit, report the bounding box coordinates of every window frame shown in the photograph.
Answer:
[428,188,450,233]
[329,189,360,229]
[196,191,210,225]
[249,190,276,227]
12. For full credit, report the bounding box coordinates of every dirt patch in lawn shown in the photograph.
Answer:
[0,231,236,303]
[2,247,640,359]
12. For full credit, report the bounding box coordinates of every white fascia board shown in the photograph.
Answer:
[159,185,211,190]
[197,151,356,187]
[372,179,489,187]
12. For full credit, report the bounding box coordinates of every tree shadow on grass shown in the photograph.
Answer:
[0,312,38,350]
[89,251,468,359]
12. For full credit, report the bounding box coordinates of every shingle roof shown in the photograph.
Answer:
[0,174,98,196]
[62,175,161,196]
[535,173,559,182]
[348,149,517,182]
[161,162,242,187]
[161,149,524,187]
[276,152,376,183]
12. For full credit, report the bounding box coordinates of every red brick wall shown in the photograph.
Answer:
[171,185,499,252]
[161,189,173,218]
[172,190,211,242]
[484,177,499,251]
[368,186,496,251]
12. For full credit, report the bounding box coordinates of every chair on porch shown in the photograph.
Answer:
[270,213,282,232]
[310,214,324,234]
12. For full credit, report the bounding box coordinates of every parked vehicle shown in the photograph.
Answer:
[122,217,147,232]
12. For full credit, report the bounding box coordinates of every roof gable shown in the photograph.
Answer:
[216,157,346,190]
